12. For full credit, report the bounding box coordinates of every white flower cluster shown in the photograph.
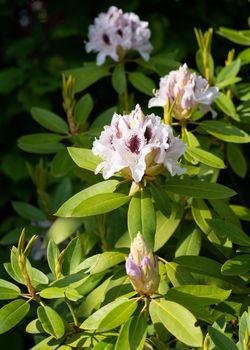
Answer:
[85,6,152,65]
[148,63,219,119]
[92,104,186,183]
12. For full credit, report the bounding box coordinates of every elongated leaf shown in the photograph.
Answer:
[114,316,147,350]
[92,338,115,349]
[128,72,155,96]
[217,60,241,82]
[239,311,250,350]
[75,93,93,125]
[80,298,137,332]
[55,180,119,217]
[0,279,21,300]
[47,239,59,276]
[67,147,102,172]
[61,237,82,275]
[47,217,83,244]
[29,335,62,350]
[218,27,250,46]
[18,133,64,154]
[89,106,116,133]
[166,178,236,199]
[31,107,69,134]
[208,326,238,350]
[0,299,30,334]
[200,120,250,143]
[51,147,75,177]
[221,254,250,275]
[127,190,155,248]
[154,204,183,251]
[112,64,126,94]
[186,147,226,169]
[65,64,110,93]
[214,92,239,121]
[175,226,202,257]
[227,143,247,178]
[71,192,130,217]
[230,205,250,221]
[12,201,47,221]
[207,218,250,246]
[26,319,44,334]
[149,299,203,347]
[165,262,197,286]
[37,305,65,339]
[40,287,82,301]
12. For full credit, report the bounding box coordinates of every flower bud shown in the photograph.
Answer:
[125,233,160,295]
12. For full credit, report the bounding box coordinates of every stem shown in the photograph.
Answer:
[18,254,36,297]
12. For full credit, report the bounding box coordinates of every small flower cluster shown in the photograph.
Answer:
[85,6,152,65]
[149,63,219,119]
[126,233,160,296]
[92,104,186,183]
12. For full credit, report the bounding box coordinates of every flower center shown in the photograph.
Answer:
[144,126,152,143]
[102,33,110,45]
[127,134,141,154]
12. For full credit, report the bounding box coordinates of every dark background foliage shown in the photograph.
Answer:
[0,0,249,348]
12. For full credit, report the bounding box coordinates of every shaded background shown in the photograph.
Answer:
[0,0,249,348]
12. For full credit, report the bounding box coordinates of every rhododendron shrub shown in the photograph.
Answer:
[1,5,250,350]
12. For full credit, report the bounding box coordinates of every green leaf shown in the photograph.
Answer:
[165,261,197,286]
[208,199,241,227]
[217,60,241,82]
[195,49,214,80]
[26,319,44,334]
[216,76,242,89]
[186,147,226,169]
[71,192,130,217]
[127,190,156,248]
[207,218,250,246]
[37,305,65,339]
[61,237,82,275]
[175,226,202,257]
[154,204,183,251]
[239,311,250,350]
[230,205,250,221]
[89,106,117,133]
[40,287,82,301]
[208,326,238,350]
[221,254,250,276]
[128,72,155,96]
[92,338,115,349]
[218,27,250,46]
[149,299,203,347]
[29,335,62,350]
[114,316,147,350]
[31,107,69,134]
[12,201,47,221]
[75,93,93,125]
[65,64,111,93]
[0,279,21,300]
[47,217,83,244]
[238,48,250,65]
[165,178,236,199]
[0,67,25,94]
[80,298,137,332]
[76,251,125,274]
[0,299,30,334]
[67,147,102,172]
[227,143,247,178]
[214,92,239,121]
[51,147,75,177]
[18,133,65,154]
[200,120,250,143]
[55,180,119,217]
[112,64,127,94]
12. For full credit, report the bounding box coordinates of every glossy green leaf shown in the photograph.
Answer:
[165,261,197,286]
[218,27,250,46]
[128,190,155,248]
[89,106,116,133]
[208,326,238,350]
[230,205,250,221]
[51,147,75,177]
[76,251,125,274]
[67,146,102,172]
[114,316,147,350]
[61,237,82,275]
[0,299,30,334]
[12,201,47,221]
[29,335,62,350]
[0,279,21,300]
[40,287,82,301]
[200,120,250,143]
[112,64,126,94]
[175,226,202,257]
[216,76,242,89]
[166,178,236,199]
[227,143,247,178]
[47,239,59,276]
[221,254,250,275]
[31,107,69,134]
[128,72,155,96]
[47,217,83,244]
[65,64,110,93]
[149,299,203,347]
[92,338,115,350]
[154,204,183,251]
[74,93,93,125]
[37,305,65,339]
[217,59,241,82]
[209,199,241,227]
[18,133,64,154]
[26,319,44,334]
[239,311,250,350]
[55,180,119,217]
[186,147,226,168]
[214,92,239,121]
[71,192,130,217]
[238,48,250,65]
[80,298,137,332]
[207,218,250,246]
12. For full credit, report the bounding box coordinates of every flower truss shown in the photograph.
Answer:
[85,6,152,65]
[92,104,186,183]
[126,233,160,296]
[148,63,219,119]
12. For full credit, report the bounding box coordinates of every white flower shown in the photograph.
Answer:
[92,104,186,183]
[148,63,219,119]
[85,6,152,65]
